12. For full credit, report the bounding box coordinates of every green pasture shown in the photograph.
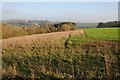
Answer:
[70,28,119,43]
[84,28,119,40]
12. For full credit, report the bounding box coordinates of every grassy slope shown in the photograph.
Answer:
[2,28,119,79]
[84,28,119,40]
[69,28,119,44]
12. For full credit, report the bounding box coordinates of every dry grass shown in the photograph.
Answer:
[2,29,119,79]
[71,29,84,36]
[2,29,84,49]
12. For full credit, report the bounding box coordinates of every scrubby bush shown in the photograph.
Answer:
[2,24,28,39]
[2,22,77,39]
[49,27,57,32]
[56,22,76,31]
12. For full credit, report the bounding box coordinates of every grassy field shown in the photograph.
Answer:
[68,28,119,46]
[84,28,119,40]
[70,28,119,41]
[2,28,120,79]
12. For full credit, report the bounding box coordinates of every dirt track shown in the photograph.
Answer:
[2,30,84,49]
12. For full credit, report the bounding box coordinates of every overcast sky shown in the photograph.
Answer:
[2,2,118,22]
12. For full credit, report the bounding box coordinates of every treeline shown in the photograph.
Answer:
[2,22,77,39]
[97,21,120,28]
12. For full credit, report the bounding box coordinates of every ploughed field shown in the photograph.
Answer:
[2,28,120,79]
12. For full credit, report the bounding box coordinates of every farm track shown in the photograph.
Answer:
[2,30,84,49]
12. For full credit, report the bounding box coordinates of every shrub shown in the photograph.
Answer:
[2,22,77,39]
[56,22,76,31]
[2,24,28,39]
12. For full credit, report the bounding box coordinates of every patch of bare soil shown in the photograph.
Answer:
[81,39,120,54]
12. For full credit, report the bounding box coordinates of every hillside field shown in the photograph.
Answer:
[84,28,119,40]
[2,28,120,79]
[69,28,119,44]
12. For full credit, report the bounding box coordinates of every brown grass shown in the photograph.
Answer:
[2,29,119,79]
[2,29,84,49]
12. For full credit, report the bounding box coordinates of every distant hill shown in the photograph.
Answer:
[2,20,52,27]
[3,20,99,28]
[76,22,98,28]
